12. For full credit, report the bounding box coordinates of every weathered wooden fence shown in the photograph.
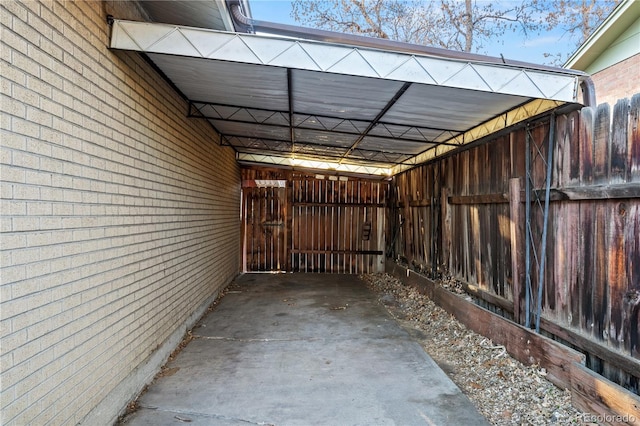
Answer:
[387,94,640,394]
[241,167,386,274]
[291,177,385,273]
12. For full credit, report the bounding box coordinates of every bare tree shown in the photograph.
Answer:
[291,0,425,41]
[545,0,620,42]
[435,0,546,52]
[542,0,621,64]
[291,0,622,63]
[291,0,545,52]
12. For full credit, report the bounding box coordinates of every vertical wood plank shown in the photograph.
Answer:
[285,182,291,272]
[496,138,507,297]
[293,180,298,272]
[593,104,611,184]
[566,111,581,184]
[594,201,608,342]
[580,107,595,185]
[555,198,571,324]
[324,180,329,273]
[606,200,627,350]
[240,189,246,272]
[330,179,335,272]
[441,187,451,275]
[579,216,594,337]
[579,107,595,335]
[611,98,629,184]
[377,206,385,272]
[623,202,640,358]
[310,180,315,272]
[462,150,471,282]
[554,114,570,324]
[564,112,581,327]
[338,181,342,271]
[509,177,524,325]
[554,115,567,188]
[628,94,640,182]
[546,204,557,313]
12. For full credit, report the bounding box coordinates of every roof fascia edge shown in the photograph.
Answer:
[564,0,638,69]
[109,20,583,104]
[226,0,583,75]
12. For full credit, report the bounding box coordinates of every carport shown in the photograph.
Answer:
[109,18,587,176]
[109,16,588,275]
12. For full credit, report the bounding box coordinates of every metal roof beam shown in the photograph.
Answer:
[221,134,417,158]
[287,68,295,154]
[189,101,463,137]
[208,117,462,147]
[340,82,411,163]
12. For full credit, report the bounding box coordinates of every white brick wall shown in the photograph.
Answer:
[1,1,241,424]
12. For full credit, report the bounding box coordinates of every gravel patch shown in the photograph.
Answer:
[361,273,588,425]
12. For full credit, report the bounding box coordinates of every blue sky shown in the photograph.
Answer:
[247,0,581,66]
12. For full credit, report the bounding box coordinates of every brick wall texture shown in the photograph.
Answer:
[1,1,241,424]
[590,53,640,108]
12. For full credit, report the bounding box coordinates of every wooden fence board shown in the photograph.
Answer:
[592,104,612,343]
[545,202,556,313]
[594,201,609,341]
[594,104,611,183]
[611,99,629,184]
[552,199,567,321]
[554,114,567,187]
[509,178,524,323]
[566,110,581,184]
[607,200,625,349]
[580,107,595,184]
[571,362,640,425]
[553,115,569,321]
[441,187,451,274]
[624,202,640,359]
[629,94,640,182]
[387,95,640,394]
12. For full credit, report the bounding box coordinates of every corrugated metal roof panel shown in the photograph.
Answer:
[149,54,289,110]
[111,20,585,176]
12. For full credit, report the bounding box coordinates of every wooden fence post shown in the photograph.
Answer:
[509,177,524,325]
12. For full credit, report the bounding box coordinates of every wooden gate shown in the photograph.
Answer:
[291,178,385,273]
[242,181,287,272]
[241,169,386,274]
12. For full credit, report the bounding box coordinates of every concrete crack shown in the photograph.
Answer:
[136,406,275,425]
[192,335,324,343]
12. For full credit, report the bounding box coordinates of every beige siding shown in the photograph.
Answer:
[0,1,241,425]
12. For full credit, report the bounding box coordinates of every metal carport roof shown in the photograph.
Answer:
[109,19,589,177]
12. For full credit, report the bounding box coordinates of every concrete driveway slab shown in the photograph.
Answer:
[122,274,488,426]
